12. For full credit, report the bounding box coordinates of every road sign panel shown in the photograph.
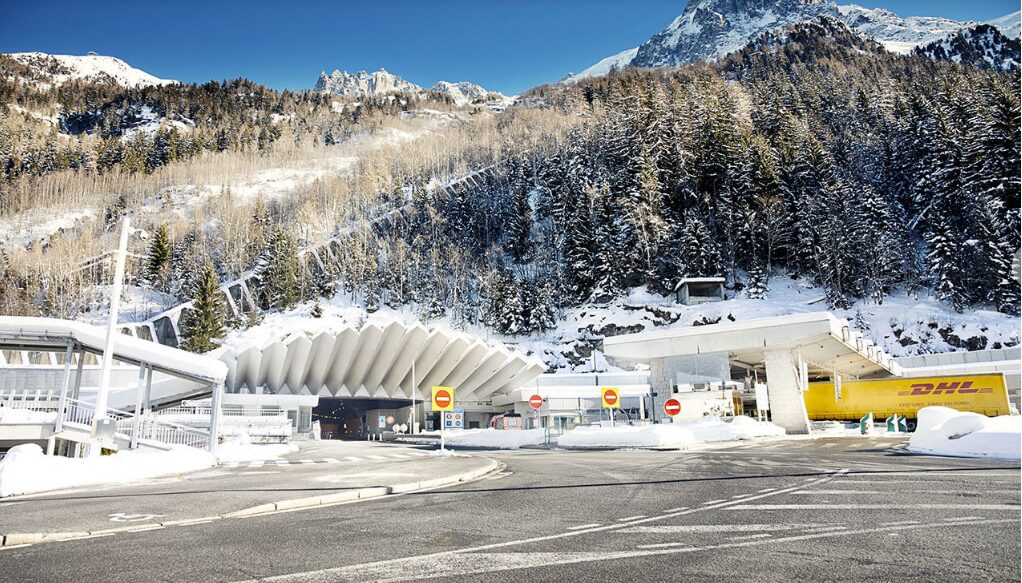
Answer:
[432,386,455,411]
[443,409,465,429]
[601,387,620,409]
[529,394,544,409]
[378,415,387,426]
[664,398,682,417]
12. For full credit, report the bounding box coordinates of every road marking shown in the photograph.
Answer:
[943,516,986,522]
[617,515,646,522]
[664,507,689,513]
[108,513,165,523]
[387,454,408,459]
[322,458,340,464]
[566,523,602,531]
[757,488,776,493]
[791,490,882,495]
[728,504,1020,511]
[0,544,31,551]
[623,524,840,534]
[241,517,1016,582]
[703,499,726,505]
[224,462,239,468]
[885,521,919,526]
[636,542,692,549]
[728,533,772,541]
[275,460,290,465]
[299,459,315,464]
[345,457,364,462]
[247,461,265,468]
[366,455,388,461]
[0,501,25,507]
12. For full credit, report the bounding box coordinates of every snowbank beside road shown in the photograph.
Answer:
[557,425,695,449]
[215,433,299,462]
[676,416,786,441]
[908,407,1021,460]
[442,428,546,449]
[0,444,215,497]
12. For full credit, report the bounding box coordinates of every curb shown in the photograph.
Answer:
[0,458,500,548]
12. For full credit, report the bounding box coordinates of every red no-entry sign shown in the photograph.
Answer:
[529,394,544,409]
[664,398,682,417]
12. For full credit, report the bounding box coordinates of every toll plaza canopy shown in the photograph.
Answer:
[218,320,548,403]
[603,312,899,379]
[603,312,901,434]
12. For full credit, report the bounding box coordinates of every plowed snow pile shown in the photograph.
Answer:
[443,428,546,449]
[908,406,1021,460]
[557,425,696,449]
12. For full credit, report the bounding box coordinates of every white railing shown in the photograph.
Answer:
[57,398,209,450]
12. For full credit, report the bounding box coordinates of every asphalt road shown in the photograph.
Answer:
[0,436,1018,582]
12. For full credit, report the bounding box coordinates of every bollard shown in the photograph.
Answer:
[860,412,874,435]
[885,414,899,433]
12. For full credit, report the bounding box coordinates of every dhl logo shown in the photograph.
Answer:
[896,381,994,396]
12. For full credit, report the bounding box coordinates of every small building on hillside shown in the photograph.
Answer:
[675,277,725,306]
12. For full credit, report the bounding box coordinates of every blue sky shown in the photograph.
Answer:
[1,1,1017,95]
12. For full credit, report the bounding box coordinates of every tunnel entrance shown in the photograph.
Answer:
[312,397,413,440]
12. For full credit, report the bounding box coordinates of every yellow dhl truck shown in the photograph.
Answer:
[805,373,1012,430]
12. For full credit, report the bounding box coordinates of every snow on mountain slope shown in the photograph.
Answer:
[564,47,638,83]
[4,52,175,88]
[314,68,421,96]
[429,81,509,107]
[567,1,1019,78]
[986,11,1020,39]
[914,24,1020,71]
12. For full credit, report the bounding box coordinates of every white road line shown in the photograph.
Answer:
[623,524,834,534]
[728,533,772,541]
[757,488,777,493]
[241,516,1014,582]
[300,459,315,464]
[664,507,689,513]
[943,516,986,522]
[322,458,340,464]
[617,515,646,522]
[275,460,289,465]
[345,457,364,462]
[387,454,408,459]
[404,451,430,456]
[885,521,920,526]
[791,490,882,495]
[366,455,388,461]
[566,523,602,531]
[728,504,1020,511]
[248,461,265,468]
[0,501,25,507]
[636,542,692,550]
[703,499,727,505]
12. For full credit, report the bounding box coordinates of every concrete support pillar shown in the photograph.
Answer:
[763,349,812,434]
[649,358,670,424]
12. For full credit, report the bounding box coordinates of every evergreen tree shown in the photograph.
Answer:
[180,261,225,353]
[254,226,302,311]
[145,224,172,293]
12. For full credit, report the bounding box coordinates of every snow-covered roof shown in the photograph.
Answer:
[219,319,547,403]
[675,277,726,290]
[0,317,226,385]
[604,312,899,378]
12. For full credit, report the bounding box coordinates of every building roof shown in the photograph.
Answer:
[0,316,227,385]
[219,319,547,402]
[603,312,899,379]
[674,277,725,290]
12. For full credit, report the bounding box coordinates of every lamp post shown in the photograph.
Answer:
[93,215,131,454]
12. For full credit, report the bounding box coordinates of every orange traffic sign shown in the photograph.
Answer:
[432,386,455,411]
[601,387,620,409]
[529,394,544,409]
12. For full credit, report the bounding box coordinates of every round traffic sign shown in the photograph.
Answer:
[529,394,543,409]
[664,398,682,417]
[435,389,452,408]
[604,389,618,405]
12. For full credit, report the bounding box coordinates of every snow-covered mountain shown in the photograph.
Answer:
[314,69,509,108]
[914,24,1021,72]
[429,81,506,106]
[3,52,175,88]
[314,68,421,97]
[566,1,1020,80]
[986,10,1021,40]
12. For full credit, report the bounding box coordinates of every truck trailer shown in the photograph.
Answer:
[804,373,1012,430]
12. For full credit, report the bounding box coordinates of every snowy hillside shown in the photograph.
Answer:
[914,24,1020,71]
[314,69,421,96]
[217,275,1020,375]
[986,11,1021,39]
[3,52,175,88]
[429,81,509,107]
[567,0,1019,77]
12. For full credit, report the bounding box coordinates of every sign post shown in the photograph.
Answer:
[432,386,455,451]
[529,394,543,430]
[601,387,620,427]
